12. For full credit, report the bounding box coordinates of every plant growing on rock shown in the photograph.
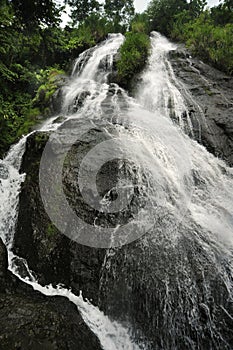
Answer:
[116,32,150,89]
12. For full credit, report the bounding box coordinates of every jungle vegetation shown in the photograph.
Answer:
[0,0,232,157]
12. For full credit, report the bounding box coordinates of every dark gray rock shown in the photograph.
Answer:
[13,121,139,297]
[72,91,91,113]
[0,238,8,282]
[0,238,102,350]
[11,47,233,350]
[0,163,9,180]
[98,229,233,349]
[13,130,106,303]
[12,124,233,349]
[51,75,69,114]
[169,48,233,166]
[0,294,101,350]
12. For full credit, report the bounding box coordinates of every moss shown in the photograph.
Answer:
[46,223,57,237]
[34,132,49,144]
[204,87,214,96]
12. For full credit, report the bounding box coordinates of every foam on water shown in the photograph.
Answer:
[0,31,233,349]
[0,33,144,350]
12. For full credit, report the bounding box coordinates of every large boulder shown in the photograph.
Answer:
[0,237,102,350]
[0,294,101,350]
[13,129,106,303]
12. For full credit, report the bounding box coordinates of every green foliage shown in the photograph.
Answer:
[0,92,38,157]
[147,0,188,35]
[67,0,135,32]
[147,0,207,35]
[130,13,150,34]
[47,223,57,237]
[77,14,110,44]
[117,32,150,88]
[210,1,233,26]
[171,10,195,39]
[11,0,62,27]
[0,0,110,157]
[171,11,233,75]
[17,108,41,137]
[65,0,100,23]
[146,0,233,75]
[0,66,65,148]
[188,0,207,18]
[65,27,95,50]
[33,67,65,114]
[63,14,111,58]
[223,0,233,12]
[104,0,135,31]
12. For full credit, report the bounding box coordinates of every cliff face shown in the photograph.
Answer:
[0,238,102,350]
[13,129,106,303]
[9,50,233,349]
[169,48,233,167]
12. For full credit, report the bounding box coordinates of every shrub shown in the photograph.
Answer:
[117,32,150,88]
[131,13,150,34]
[33,67,65,113]
[171,12,233,75]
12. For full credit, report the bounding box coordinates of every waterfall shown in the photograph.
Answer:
[0,31,233,349]
[0,34,143,350]
[62,33,125,115]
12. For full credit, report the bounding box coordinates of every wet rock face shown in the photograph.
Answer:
[13,130,106,303]
[12,129,233,349]
[0,238,8,282]
[0,295,101,350]
[13,132,72,287]
[0,237,102,350]
[98,230,233,350]
[169,48,233,166]
[0,163,9,180]
[13,120,142,297]
[10,50,233,349]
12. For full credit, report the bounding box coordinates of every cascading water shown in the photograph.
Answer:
[62,33,125,115]
[137,32,196,135]
[0,31,232,350]
[0,34,143,350]
[98,34,233,349]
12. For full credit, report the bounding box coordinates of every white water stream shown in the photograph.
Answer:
[0,32,232,349]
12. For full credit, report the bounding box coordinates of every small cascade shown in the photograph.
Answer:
[62,33,124,115]
[137,32,195,135]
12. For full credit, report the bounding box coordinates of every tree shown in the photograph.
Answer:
[211,0,233,25]
[130,13,150,34]
[224,0,233,12]
[188,0,207,18]
[11,0,62,27]
[65,0,101,24]
[104,0,135,30]
[147,0,188,35]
